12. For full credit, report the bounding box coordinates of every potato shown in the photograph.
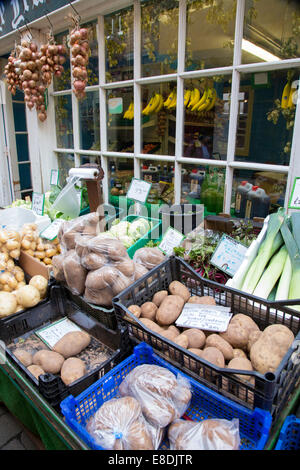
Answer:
[128,305,142,318]
[84,286,114,307]
[156,295,185,326]
[205,334,234,361]
[116,259,135,277]
[174,334,189,349]
[52,254,65,282]
[0,292,18,317]
[183,329,206,349]
[15,285,40,308]
[188,348,203,357]
[134,263,149,281]
[232,349,248,359]
[81,252,107,271]
[60,357,86,385]
[152,290,168,307]
[53,330,91,358]
[13,349,33,367]
[168,325,181,336]
[247,330,262,352]
[111,273,132,296]
[226,357,253,383]
[201,347,225,368]
[63,250,87,295]
[140,302,157,321]
[188,296,216,305]
[230,314,260,334]
[169,281,190,302]
[27,364,45,380]
[219,324,249,350]
[139,318,163,335]
[33,350,65,374]
[29,275,48,298]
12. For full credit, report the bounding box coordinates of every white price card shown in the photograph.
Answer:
[40,219,63,241]
[158,227,185,256]
[127,178,152,204]
[210,234,248,277]
[31,192,45,216]
[175,304,232,332]
[288,177,300,210]
[35,318,82,349]
[50,169,59,186]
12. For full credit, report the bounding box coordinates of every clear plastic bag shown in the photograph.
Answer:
[58,213,101,253]
[62,249,87,296]
[168,417,240,450]
[133,247,165,271]
[85,396,156,450]
[118,364,192,429]
[0,228,21,260]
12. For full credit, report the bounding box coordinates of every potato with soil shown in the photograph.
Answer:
[53,330,91,358]
[173,334,189,349]
[60,357,86,385]
[182,329,206,349]
[200,347,225,378]
[140,302,157,321]
[33,350,65,374]
[156,295,185,326]
[27,364,45,380]
[205,334,234,362]
[219,324,249,350]
[13,349,33,367]
[168,281,190,303]
[128,305,142,318]
[63,250,87,296]
[152,290,168,307]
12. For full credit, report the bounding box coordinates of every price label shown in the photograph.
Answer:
[35,318,82,349]
[40,219,63,241]
[108,97,123,114]
[288,177,300,210]
[210,234,248,277]
[50,169,59,186]
[31,192,45,216]
[127,178,152,204]
[158,226,185,256]
[175,304,232,332]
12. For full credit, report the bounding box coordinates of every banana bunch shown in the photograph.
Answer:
[188,86,217,113]
[281,81,297,109]
[142,93,164,115]
[163,90,177,109]
[123,102,134,120]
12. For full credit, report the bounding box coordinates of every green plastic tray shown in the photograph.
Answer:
[123,215,162,259]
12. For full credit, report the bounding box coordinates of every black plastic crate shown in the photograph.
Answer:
[113,256,300,421]
[1,285,132,411]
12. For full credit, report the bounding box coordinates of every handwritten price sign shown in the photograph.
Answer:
[289,177,300,210]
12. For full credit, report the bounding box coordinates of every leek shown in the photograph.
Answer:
[253,245,288,299]
[241,210,285,294]
[275,254,292,301]
[280,219,300,311]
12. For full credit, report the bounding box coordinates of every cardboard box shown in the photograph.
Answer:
[18,251,52,280]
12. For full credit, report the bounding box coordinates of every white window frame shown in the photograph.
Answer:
[49,0,300,212]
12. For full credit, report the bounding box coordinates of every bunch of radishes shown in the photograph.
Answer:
[69,25,90,100]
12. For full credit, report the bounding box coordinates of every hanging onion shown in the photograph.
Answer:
[69,22,90,100]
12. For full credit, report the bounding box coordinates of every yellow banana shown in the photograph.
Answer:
[147,93,161,114]
[188,88,200,108]
[167,92,177,109]
[205,88,217,111]
[187,89,195,108]
[193,88,208,112]
[127,103,134,120]
[154,94,164,113]
[123,102,133,119]
[184,89,191,107]
[142,96,155,115]
[288,84,297,108]
[197,88,213,113]
[281,82,291,109]
[164,91,175,108]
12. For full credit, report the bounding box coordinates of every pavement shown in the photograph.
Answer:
[0,403,45,450]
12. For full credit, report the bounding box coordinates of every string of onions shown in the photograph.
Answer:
[4,48,22,95]
[69,22,90,100]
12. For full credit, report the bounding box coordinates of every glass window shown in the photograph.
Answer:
[108,157,134,203]
[79,91,100,151]
[107,87,134,152]
[243,0,300,64]
[141,159,175,207]
[141,0,179,77]
[235,68,299,166]
[141,81,177,156]
[16,134,29,162]
[185,0,235,71]
[80,155,100,166]
[105,6,134,83]
[53,31,71,91]
[57,153,75,186]
[12,102,26,132]
[181,164,225,215]
[19,163,32,191]
[183,76,231,160]
[84,20,99,86]
[231,169,287,219]
[54,95,74,149]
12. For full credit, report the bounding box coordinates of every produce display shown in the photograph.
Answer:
[21,223,61,266]
[126,280,295,378]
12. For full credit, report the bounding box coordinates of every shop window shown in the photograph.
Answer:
[107,87,134,152]
[243,0,300,64]
[185,0,235,71]
[231,169,287,218]
[235,68,299,166]
[141,0,179,77]
[19,163,32,191]
[105,6,134,83]
[141,81,177,156]
[84,20,99,86]
[141,159,175,207]
[79,91,100,151]
[183,76,231,160]
[181,164,225,215]
[108,157,134,206]
[53,31,71,92]
[80,155,100,166]
[54,95,74,149]
[57,153,75,186]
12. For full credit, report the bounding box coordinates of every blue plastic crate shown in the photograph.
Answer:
[275,415,300,450]
[61,343,272,450]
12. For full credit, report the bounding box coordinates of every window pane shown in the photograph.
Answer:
[107,87,134,152]
[181,164,225,215]
[141,81,177,156]
[55,95,74,149]
[105,6,134,83]
[141,159,175,207]
[141,0,179,77]
[84,20,99,86]
[185,0,235,71]
[79,91,100,151]
[16,134,29,162]
[243,0,300,64]
[19,163,32,191]
[80,155,100,166]
[53,31,71,91]
[57,153,75,186]
[13,102,26,132]
[108,157,134,202]
[232,169,287,218]
[235,68,299,166]
[183,76,231,160]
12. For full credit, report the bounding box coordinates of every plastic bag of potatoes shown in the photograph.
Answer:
[21,223,60,265]
[0,228,21,259]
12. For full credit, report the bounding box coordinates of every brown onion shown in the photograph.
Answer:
[28,80,36,88]
[27,61,36,71]
[74,55,87,66]
[22,69,32,80]
[38,112,47,122]
[73,80,86,92]
[79,28,88,40]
